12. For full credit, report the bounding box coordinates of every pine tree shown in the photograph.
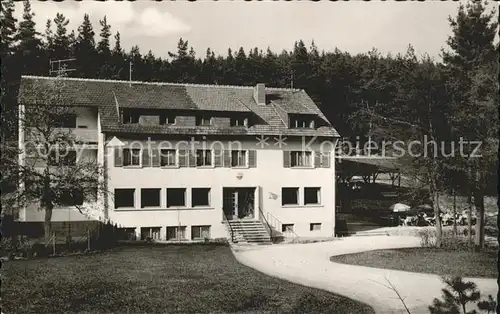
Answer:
[0,0,17,58]
[52,13,71,60]
[75,14,97,78]
[0,0,19,140]
[442,1,498,251]
[15,0,43,75]
[97,16,112,78]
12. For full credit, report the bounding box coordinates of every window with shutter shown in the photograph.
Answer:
[283,151,290,168]
[214,150,223,167]
[178,150,188,167]
[248,150,257,168]
[223,150,231,167]
[152,149,161,167]
[321,152,331,168]
[314,152,321,168]
[114,148,123,167]
[142,148,151,167]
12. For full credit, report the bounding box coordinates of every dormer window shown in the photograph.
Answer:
[160,114,176,125]
[122,109,139,124]
[290,116,315,129]
[196,116,212,126]
[230,117,248,127]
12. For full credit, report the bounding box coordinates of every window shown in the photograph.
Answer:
[192,188,210,207]
[290,151,312,167]
[291,117,314,129]
[54,114,77,128]
[141,227,161,240]
[166,188,186,207]
[304,187,321,205]
[282,224,294,233]
[166,226,186,240]
[122,109,139,124]
[310,223,321,231]
[191,225,211,240]
[231,150,247,167]
[114,189,135,208]
[196,150,212,167]
[160,114,176,125]
[59,189,84,206]
[49,150,77,166]
[230,117,247,127]
[282,188,299,206]
[196,116,212,126]
[123,148,141,166]
[160,149,177,167]
[141,189,161,208]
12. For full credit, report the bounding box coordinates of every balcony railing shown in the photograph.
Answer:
[25,128,98,145]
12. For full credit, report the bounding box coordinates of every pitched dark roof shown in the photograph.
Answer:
[19,76,340,138]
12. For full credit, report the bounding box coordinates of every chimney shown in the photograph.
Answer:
[253,83,266,105]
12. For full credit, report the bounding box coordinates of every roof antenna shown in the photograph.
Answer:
[49,58,76,77]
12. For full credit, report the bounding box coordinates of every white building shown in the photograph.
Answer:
[18,76,340,243]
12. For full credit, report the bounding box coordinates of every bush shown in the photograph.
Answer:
[418,228,471,249]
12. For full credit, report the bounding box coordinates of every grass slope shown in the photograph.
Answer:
[2,244,375,314]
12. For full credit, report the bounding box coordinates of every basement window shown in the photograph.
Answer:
[191,226,211,240]
[166,188,186,208]
[282,224,294,233]
[114,189,135,208]
[166,226,186,240]
[282,188,299,206]
[141,189,161,208]
[310,223,321,231]
[141,227,161,240]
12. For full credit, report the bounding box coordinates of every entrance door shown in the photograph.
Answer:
[223,188,255,220]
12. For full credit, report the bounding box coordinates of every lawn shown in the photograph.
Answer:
[330,247,497,278]
[2,244,374,314]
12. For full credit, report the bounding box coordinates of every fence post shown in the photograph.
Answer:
[52,232,56,255]
[87,228,90,251]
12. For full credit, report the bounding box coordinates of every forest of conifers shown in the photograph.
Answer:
[1,1,498,196]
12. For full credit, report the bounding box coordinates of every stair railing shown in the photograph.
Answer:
[257,206,274,242]
[266,211,300,243]
[222,211,235,243]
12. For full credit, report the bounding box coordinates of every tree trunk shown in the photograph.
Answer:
[467,192,473,248]
[43,205,53,245]
[433,191,442,247]
[473,170,485,251]
[452,188,457,237]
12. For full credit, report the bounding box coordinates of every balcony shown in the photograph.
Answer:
[25,128,98,146]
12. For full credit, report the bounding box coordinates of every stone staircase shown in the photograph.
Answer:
[224,220,272,245]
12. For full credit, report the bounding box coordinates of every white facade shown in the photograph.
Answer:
[105,137,337,240]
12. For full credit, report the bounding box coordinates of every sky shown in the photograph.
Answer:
[13,1,499,61]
